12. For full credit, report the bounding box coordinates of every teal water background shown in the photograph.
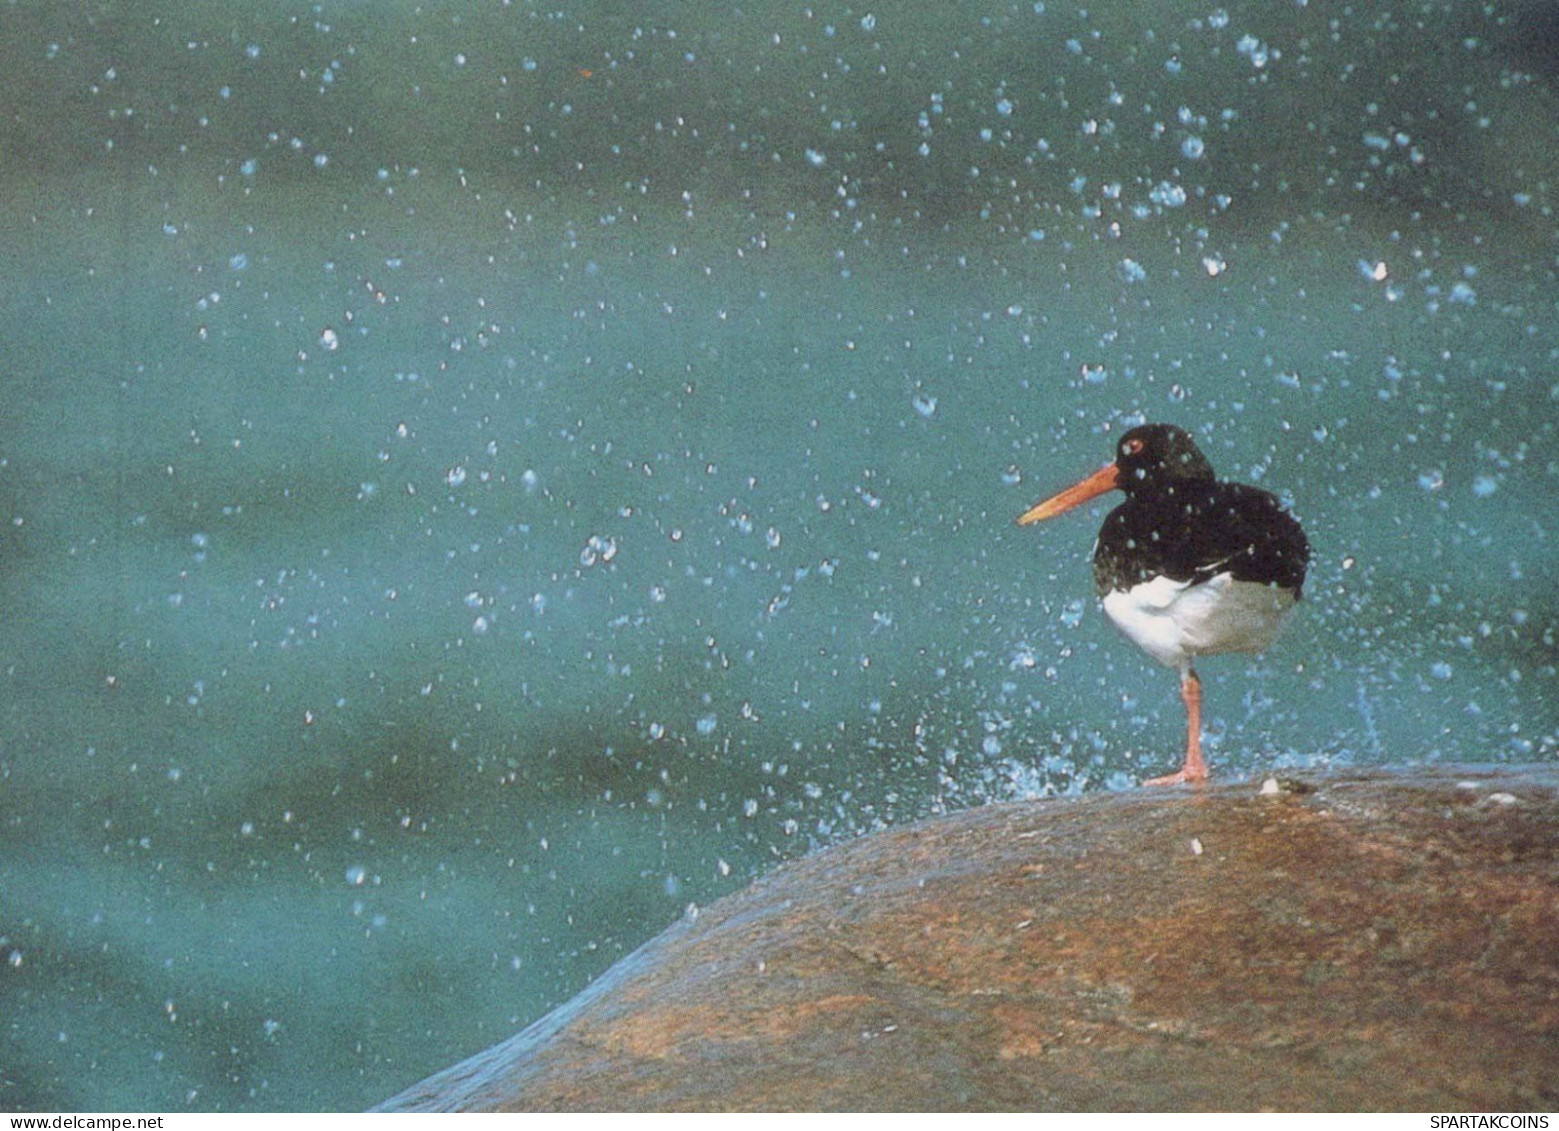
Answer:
[2,1,1556,1110]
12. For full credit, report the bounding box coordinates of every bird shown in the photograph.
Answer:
[1017,424,1310,785]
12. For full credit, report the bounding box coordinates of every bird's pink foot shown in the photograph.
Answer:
[1141,766,1208,787]
[1142,669,1210,786]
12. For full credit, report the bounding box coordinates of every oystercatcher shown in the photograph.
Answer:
[1017,424,1310,785]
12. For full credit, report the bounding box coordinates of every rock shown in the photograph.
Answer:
[373,766,1559,1111]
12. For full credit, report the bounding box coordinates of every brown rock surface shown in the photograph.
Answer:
[374,766,1559,1111]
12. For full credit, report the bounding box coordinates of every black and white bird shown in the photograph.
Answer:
[1018,424,1310,785]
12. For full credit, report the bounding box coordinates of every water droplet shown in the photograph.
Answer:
[1235,34,1271,67]
[579,534,617,567]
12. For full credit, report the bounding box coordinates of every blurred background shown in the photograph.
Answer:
[1,0,1555,1111]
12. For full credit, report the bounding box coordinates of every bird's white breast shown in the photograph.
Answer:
[1100,571,1298,670]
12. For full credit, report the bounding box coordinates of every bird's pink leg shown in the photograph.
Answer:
[1143,667,1208,786]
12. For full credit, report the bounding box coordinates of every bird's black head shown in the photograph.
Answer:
[1114,424,1216,493]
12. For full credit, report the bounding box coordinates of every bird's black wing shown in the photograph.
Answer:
[1093,482,1309,597]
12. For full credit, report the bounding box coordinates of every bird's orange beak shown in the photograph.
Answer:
[1016,462,1122,525]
